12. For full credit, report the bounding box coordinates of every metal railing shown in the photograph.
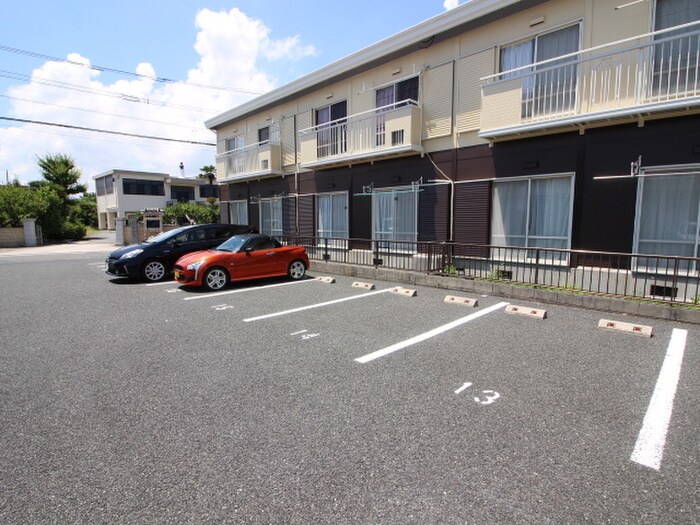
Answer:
[215,138,280,180]
[298,100,420,165]
[481,20,700,130]
[279,235,700,306]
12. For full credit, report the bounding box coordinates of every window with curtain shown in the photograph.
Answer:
[375,77,419,146]
[491,175,573,261]
[259,197,283,237]
[315,101,347,158]
[652,0,700,99]
[229,200,249,225]
[635,171,700,272]
[499,24,580,118]
[372,189,418,251]
[317,192,348,245]
[225,135,246,176]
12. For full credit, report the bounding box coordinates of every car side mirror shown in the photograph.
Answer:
[244,246,254,254]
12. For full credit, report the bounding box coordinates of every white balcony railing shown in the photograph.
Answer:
[298,100,422,168]
[216,138,282,182]
[481,21,700,138]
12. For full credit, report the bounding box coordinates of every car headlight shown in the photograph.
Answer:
[187,260,205,271]
[119,248,143,260]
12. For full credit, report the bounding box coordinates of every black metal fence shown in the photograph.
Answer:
[279,235,700,306]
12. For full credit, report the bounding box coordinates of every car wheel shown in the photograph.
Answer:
[142,260,167,282]
[288,260,306,280]
[204,267,229,291]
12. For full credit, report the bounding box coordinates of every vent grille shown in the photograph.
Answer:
[391,130,405,146]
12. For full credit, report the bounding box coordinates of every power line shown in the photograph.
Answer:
[0,44,266,95]
[0,69,220,114]
[0,93,205,130]
[0,116,216,145]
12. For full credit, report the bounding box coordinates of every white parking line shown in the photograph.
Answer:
[146,280,180,287]
[355,301,509,364]
[183,279,314,301]
[631,327,688,471]
[243,288,394,322]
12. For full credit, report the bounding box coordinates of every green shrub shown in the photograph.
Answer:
[61,221,86,240]
[163,202,219,225]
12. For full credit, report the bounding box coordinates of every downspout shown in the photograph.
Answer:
[425,152,455,242]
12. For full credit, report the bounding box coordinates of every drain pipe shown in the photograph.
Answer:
[425,152,455,242]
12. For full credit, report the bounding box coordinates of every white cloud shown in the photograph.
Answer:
[0,7,316,190]
[443,0,460,10]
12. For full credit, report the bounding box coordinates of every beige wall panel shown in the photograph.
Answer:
[280,115,296,167]
[589,0,650,48]
[458,0,586,58]
[480,79,523,131]
[422,61,454,139]
[456,48,496,132]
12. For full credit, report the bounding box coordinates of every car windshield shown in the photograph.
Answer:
[144,226,191,244]
[215,235,248,253]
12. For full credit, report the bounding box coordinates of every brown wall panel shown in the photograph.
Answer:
[453,182,490,245]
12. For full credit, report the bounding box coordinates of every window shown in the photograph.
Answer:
[122,178,165,196]
[171,186,194,203]
[259,197,283,237]
[96,177,106,196]
[315,101,347,158]
[200,185,219,199]
[634,169,700,272]
[491,174,574,260]
[375,76,419,108]
[229,200,249,225]
[499,24,580,118]
[372,189,418,251]
[317,192,348,244]
[375,77,419,146]
[225,135,246,176]
[258,126,270,144]
[652,0,700,99]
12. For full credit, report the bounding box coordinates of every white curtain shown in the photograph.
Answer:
[372,190,417,244]
[317,193,348,239]
[528,177,571,249]
[491,180,528,246]
[637,174,700,257]
[492,176,572,250]
[260,198,283,236]
[229,200,248,225]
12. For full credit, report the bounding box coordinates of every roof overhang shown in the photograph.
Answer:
[206,0,543,130]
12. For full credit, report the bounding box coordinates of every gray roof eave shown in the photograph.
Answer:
[205,0,526,130]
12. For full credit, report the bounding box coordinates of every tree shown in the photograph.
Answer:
[37,153,86,200]
[35,153,88,240]
[199,165,217,185]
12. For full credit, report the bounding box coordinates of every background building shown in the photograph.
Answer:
[94,169,219,230]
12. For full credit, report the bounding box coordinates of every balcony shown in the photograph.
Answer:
[298,101,423,169]
[480,21,700,140]
[216,139,283,182]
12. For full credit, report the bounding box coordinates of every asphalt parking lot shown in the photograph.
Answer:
[1,246,699,524]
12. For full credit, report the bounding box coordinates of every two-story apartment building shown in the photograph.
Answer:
[206,0,699,278]
[94,170,219,230]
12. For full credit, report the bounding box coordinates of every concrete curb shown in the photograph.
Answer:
[311,261,700,325]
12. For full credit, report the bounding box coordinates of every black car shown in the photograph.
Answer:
[106,223,255,282]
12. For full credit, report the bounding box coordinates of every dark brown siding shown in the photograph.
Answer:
[298,195,315,237]
[283,196,297,235]
[248,202,260,231]
[418,183,449,242]
[219,201,229,224]
[453,182,490,245]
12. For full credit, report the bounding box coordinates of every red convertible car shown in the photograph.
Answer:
[174,234,310,291]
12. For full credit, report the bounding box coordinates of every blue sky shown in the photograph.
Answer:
[1,1,461,189]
